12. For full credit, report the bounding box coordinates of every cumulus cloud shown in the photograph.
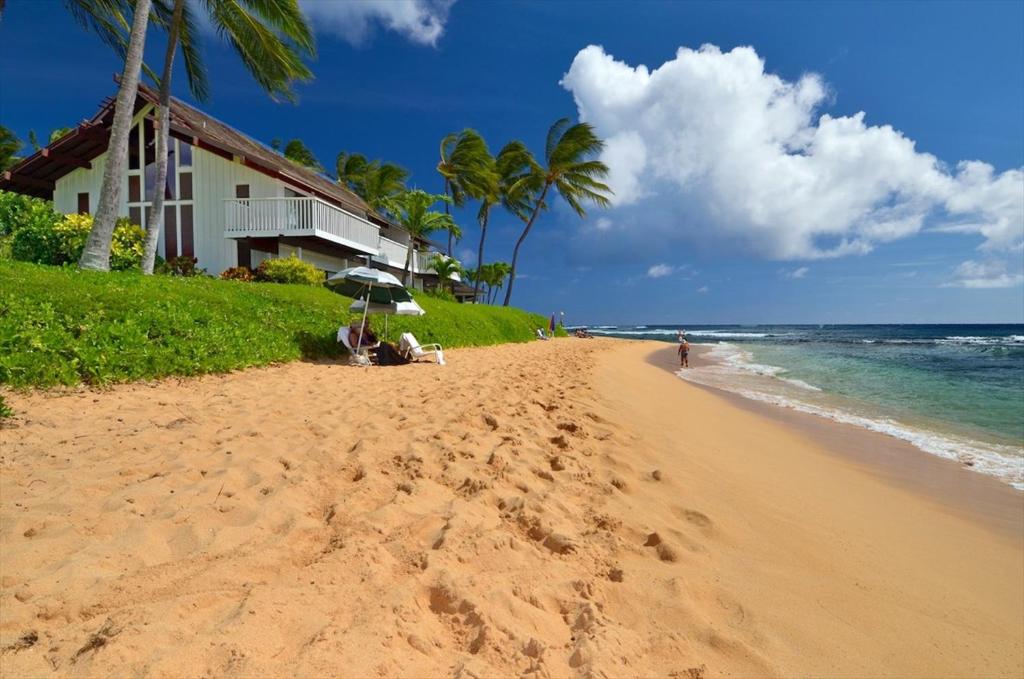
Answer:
[300,0,455,46]
[947,260,1024,289]
[781,266,810,279]
[697,285,710,294]
[647,263,674,278]
[560,44,1024,271]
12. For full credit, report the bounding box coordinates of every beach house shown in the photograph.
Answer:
[1,84,470,294]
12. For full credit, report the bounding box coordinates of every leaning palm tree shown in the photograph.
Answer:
[359,161,409,213]
[437,129,497,256]
[472,141,537,302]
[382,189,456,286]
[503,119,612,306]
[336,151,371,192]
[140,0,314,274]
[79,0,153,271]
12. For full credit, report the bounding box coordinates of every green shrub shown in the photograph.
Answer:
[255,254,323,285]
[110,219,146,270]
[157,255,205,277]
[220,266,254,282]
[0,190,60,239]
[0,260,552,388]
[9,210,144,270]
[0,394,12,420]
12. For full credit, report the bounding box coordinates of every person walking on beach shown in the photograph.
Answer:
[678,337,690,368]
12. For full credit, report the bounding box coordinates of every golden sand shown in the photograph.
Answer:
[1,339,1021,677]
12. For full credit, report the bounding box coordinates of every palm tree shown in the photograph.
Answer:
[79,0,153,271]
[334,152,408,213]
[382,189,456,285]
[503,119,612,306]
[0,125,20,171]
[360,161,409,212]
[427,254,462,293]
[141,0,314,273]
[336,151,371,191]
[437,129,497,256]
[472,141,537,302]
[282,138,322,171]
[484,262,511,304]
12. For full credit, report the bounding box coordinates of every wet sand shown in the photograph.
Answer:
[655,343,1024,537]
[1,338,1021,677]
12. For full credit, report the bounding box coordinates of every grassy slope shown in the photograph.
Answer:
[0,261,553,388]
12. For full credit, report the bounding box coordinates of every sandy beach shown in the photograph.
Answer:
[1,338,1022,678]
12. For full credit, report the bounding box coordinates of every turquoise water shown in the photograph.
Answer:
[585,325,1024,488]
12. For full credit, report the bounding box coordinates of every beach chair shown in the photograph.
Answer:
[337,325,378,366]
[399,332,445,365]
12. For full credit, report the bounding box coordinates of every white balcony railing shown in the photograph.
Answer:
[224,196,461,279]
[378,236,412,269]
[224,196,379,255]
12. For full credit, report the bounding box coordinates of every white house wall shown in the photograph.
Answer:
[55,142,289,274]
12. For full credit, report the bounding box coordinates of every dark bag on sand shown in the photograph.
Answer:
[376,342,410,366]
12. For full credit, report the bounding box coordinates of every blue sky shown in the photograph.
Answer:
[1,0,1022,324]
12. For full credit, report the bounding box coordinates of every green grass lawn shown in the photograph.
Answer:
[0,261,554,388]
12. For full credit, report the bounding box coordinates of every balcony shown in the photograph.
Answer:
[224,196,380,255]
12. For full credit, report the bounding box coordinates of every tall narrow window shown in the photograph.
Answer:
[129,175,141,203]
[179,172,192,200]
[164,205,178,259]
[77,192,89,214]
[128,124,140,170]
[179,139,192,167]
[180,205,194,257]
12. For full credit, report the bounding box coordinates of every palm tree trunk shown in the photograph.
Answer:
[79,0,152,271]
[503,182,550,307]
[472,206,488,303]
[403,240,414,287]
[141,0,184,275]
[444,178,453,256]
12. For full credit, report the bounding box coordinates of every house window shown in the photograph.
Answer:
[125,119,196,261]
[77,192,89,214]
[235,184,250,199]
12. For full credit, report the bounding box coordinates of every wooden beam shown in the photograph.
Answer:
[2,172,54,190]
[41,149,91,169]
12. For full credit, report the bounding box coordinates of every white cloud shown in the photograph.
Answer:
[781,266,810,279]
[300,0,455,46]
[560,44,1024,270]
[647,263,674,278]
[697,285,710,293]
[593,217,613,231]
[947,260,1024,289]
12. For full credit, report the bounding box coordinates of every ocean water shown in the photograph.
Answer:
[584,324,1024,489]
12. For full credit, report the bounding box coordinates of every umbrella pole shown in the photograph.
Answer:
[357,283,372,354]
[385,314,389,342]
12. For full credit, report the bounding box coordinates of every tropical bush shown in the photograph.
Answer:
[0,260,553,387]
[0,190,60,239]
[8,207,145,270]
[220,265,254,282]
[255,254,323,285]
[157,255,204,277]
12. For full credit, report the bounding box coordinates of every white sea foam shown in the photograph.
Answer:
[685,330,773,338]
[680,344,1024,489]
[588,328,680,336]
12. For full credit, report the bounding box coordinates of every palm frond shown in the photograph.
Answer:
[202,0,313,102]
[544,117,572,164]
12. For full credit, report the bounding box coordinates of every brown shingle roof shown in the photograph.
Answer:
[2,84,371,219]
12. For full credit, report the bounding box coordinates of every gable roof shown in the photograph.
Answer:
[1,83,371,219]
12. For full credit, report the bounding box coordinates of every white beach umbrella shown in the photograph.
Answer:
[327,266,413,351]
[349,298,426,340]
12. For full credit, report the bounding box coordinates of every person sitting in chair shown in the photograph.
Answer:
[348,319,379,349]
